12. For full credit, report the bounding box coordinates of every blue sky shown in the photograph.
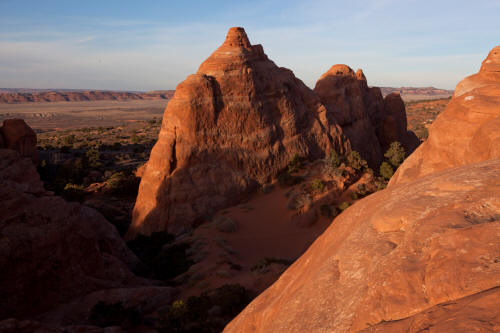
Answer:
[0,0,499,90]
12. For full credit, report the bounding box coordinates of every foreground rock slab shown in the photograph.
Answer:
[224,159,500,332]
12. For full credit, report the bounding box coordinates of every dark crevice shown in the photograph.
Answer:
[169,129,177,174]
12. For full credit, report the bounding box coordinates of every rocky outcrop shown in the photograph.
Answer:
[390,45,500,186]
[224,159,500,332]
[0,148,175,323]
[127,27,348,237]
[0,119,37,162]
[314,65,419,167]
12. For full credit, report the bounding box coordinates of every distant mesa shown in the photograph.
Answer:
[379,86,454,100]
[0,89,175,103]
[127,26,349,238]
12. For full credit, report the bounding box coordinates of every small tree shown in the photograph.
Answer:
[328,150,341,168]
[384,141,405,168]
[347,151,367,171]
[379,161,394,180]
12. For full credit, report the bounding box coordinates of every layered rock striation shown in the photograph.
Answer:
[314,65,419,167]
[390,45,500,186]
[128,27,348,237]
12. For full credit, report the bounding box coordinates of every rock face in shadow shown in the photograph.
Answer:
[314,65,419,167]
[390,45,500,186]
[223,159,500,332]
[0,146,176,325]
[128,27,348,237]
[0,149,141,319]
[0,119,38,162]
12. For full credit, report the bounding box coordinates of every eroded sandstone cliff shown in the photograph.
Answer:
[128,27,348,237]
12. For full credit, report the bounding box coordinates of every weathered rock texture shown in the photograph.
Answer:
[0,119,38,162]
[224,159,500,332]
[0,148,175,323]
[128,27,348,237]
[314,65,419,167]
[390,45,500,186]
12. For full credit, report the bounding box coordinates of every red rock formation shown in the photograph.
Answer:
[0,119,38,162]
[314,65,419,167]
[390,46,500,186]
[224,159,500,332]
[127,27,348,237]
[0,148,175,323]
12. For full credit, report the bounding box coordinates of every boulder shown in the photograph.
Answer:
[390,45,500,186]
[0,119,38,163]
[127,27,348,237]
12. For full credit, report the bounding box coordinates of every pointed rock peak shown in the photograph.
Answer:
[356,69,366,81]
[319,64,355,80]
[223,27,251,48]
[480,45,500,73]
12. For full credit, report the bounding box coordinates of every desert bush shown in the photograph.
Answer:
[278,171,304,187]
[287,153,303,174]
[251,257,294,272]
[214,216,238,233]
[61,134,76,146]
[320,204,339,218]
[350,192,359,200]
[106,171,140,197]
[85,148,101,168]
[347,151,368,171]
[327,150,341,168]
[384,141,405,167]
[287,191,312,210]
[62,183,86,202]
[379,161,394,180]
[159,284,253,333]
[310,179,325,193]
[338,201,350,211]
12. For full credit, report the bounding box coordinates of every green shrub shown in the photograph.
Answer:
[320,204,339,218]
[214,216,238,233]
[85,148,101,168]
[350,192,359,200]
[338,201,350,211]
[250,257,294,272]
[106,171,140,197]
[61,134,76,146]
[62,183,86,202]
[347,151,368,171]
[379,161,394,180]
[287,153,303,174]
[310,179,325,193]
[159,284,253,333]
[327,150,341,168]
[278,172,304,187]
[384,141,405,167]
